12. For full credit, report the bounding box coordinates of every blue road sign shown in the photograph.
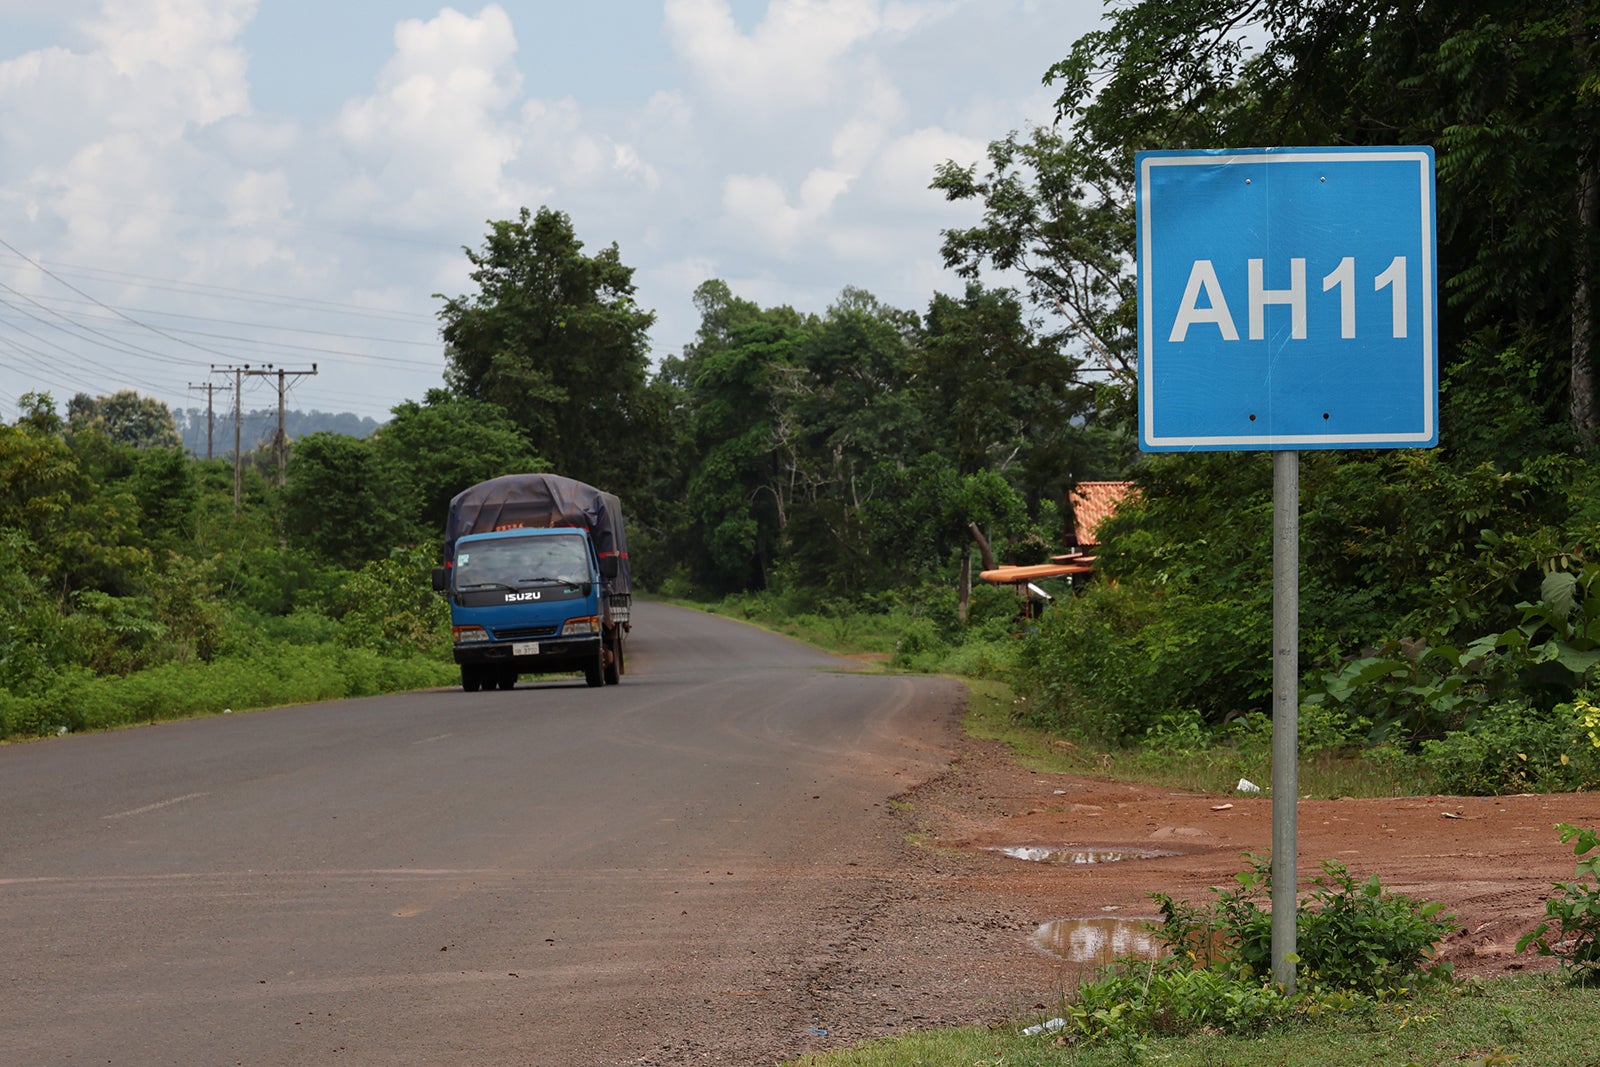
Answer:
[1136,147,1438,452]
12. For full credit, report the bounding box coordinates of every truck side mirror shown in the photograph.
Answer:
[431,567,449,592]
[598,555,620,581]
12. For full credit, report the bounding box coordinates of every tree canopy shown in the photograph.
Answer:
[437,206,658,492]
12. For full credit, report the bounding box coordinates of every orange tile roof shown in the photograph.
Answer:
[1068,481,1135,548]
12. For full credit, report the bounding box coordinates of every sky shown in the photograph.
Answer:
[0,0,1104,427]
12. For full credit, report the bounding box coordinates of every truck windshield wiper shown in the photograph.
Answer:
[514,575,585,586]
[457,581,518,591]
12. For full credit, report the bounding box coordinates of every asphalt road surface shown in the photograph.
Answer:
[1,602,964,1066]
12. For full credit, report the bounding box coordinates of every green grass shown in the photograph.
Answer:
[959,677,1423,800]
[0,643,457,740]
[784,973,1599,1066]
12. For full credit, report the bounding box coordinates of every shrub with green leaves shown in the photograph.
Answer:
[1418,698,1600,795]
[327,545,451,656]
[1154,854,1456,996]
[1070,955,1299,1041]
[1049,854,1457,1053]
[1517,824,1600,982]
[1015,580,1270,745]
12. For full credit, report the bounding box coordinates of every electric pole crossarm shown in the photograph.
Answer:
[242,364,317,486]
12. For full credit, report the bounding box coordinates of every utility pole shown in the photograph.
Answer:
[186,381,218,459]
[211,364,250,513]
[244,364,317,486]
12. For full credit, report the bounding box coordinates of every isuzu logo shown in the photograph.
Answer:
[505,591,542,602]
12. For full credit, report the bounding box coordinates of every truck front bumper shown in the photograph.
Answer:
[452,635,601,674]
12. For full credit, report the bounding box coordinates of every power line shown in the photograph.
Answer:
[0,257,438,325]
[0,236,236,361]
[0,286,440,350]
[12,301,443,368]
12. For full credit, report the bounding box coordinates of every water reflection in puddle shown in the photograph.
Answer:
[1032,917,1163,965]
[988,845,1171,864]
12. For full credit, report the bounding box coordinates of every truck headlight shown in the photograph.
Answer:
[561,616,599,636]
[452,625,489,644]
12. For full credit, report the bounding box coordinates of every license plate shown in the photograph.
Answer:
[511,642,539,656]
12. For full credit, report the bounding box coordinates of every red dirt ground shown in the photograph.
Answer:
[644,718,1600,1064]
[899,735,1600,985]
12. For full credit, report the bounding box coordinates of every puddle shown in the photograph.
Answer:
[988,844,1171,864]
[1032,917,1164,964]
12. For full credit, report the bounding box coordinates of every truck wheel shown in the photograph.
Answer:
[497,667,517,691]
[461,665,482,693]
[584,647,604,688]
[603,638,621,686]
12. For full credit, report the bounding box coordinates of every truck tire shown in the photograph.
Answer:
[603,637,621,686]
[496,667,517,691]
[461,665,482,693]
[584,646,604,688]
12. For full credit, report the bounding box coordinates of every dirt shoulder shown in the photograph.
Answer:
[782,732,1600,1060]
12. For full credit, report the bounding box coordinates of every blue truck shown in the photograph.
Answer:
[431,473,631,692]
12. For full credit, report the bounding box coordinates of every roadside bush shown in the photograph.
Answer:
[1070,955,1298,1041]
[225,543,343,617]
[890,617,947,672]
[1155,854,1457,996]
[937,634,1018,680]
[1057,856,1456,1050]
[61,590,167,676]
[1418,698,1600,794]
[329,545,451,656]
[1015,581,1270,745]
[1517,823,1600,982]
[146,555,226,664]
[1309,563,1600,747]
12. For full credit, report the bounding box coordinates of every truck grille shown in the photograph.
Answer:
[493,625,559,640]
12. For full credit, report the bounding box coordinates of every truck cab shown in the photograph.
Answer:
[433,526,621,691]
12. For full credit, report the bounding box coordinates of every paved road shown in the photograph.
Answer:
[1,602,963,1065]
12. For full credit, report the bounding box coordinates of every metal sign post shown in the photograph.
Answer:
[1134,146,1438,993]
[1270,450,1299,989]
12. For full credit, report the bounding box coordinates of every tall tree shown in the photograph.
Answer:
[67,390,182,450]
[773,289,935,595]
[437,206,657,491]
[677,283,804,592]
[918,282,1089,490]
[372,389,545,539]
[282,433,406,570]
[933,126,1138,400]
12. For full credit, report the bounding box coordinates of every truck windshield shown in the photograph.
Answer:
[454,534,590,589]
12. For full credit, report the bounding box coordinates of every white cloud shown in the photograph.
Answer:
[867,125,985,204]
[664,0,883,110]
[222,169,291,229]
[0,0,266,279]
[721,174,799,248]
[612,145,660,192]
[82,0,255,124]
[334,5,527,227]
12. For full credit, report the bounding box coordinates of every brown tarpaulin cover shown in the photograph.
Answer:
[444,473,630,597]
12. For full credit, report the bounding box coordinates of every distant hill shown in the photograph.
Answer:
[174,407,383,458]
